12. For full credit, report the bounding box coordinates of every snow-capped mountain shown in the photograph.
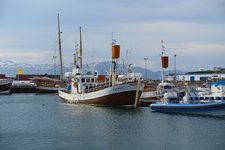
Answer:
[0,60,186,79]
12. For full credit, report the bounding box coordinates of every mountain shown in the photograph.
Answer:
[0,60,187,79]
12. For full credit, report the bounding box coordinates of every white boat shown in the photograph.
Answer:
[31,77,66,93]
[141,82,186,99]
[206,81,225,97]
[30,14,67,93]
[58,25,144,106]
[0,79,13,94]
[150,85,225,116]
[59,67,144,106]
[141,41,186,101]
[196,83,211,96]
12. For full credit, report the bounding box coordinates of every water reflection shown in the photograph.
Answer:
[1,94,225,149]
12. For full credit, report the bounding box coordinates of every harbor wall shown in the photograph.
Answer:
[10,87,36,93]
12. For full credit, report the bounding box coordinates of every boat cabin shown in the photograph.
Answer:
[158,83,172,89]
[211,81,225,97]
[66,68,98,94]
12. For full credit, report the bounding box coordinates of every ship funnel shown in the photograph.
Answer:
[112,45,120,58]
[161,56,169,68]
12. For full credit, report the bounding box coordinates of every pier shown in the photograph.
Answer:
[10,87,36,93]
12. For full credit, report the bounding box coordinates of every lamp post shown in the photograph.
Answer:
[144,58,148,80]
[73,53,76,66]
[174,54,177,84]
[53,56,57,78]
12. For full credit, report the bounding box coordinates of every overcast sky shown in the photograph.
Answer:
[0,0,225,72]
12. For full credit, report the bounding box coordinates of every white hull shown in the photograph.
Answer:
[36,86,61,91]
[36,86,66,93]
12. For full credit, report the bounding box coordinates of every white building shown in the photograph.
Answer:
[176,73,225,82]
[166,73,225,82]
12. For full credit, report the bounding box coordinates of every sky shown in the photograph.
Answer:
[0,0,225,72]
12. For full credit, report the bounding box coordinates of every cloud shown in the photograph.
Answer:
[0,0,224,72]
[0,51,50,63]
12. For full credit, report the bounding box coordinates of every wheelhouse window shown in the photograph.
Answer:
[77,79,80,82]
[81,78,85,82]
[86,78,90,82]
[164,85,171,89]
[91,78,94,82]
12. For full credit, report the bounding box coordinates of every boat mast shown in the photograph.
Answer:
[161,40,164,83]
[112,32,115,86]
[79,26,82,68]
[161,54,164,83]
[160,40,168,84]
[111,33,120,86]
[58,14,63,80]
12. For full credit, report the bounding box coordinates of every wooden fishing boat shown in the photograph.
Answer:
[30,14,66,93]
[31,77,65,93]
[58,24,144,106]
[59,69,144,105]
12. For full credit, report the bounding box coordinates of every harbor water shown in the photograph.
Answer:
[1,94,225,150]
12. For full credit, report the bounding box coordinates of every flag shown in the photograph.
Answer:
[161,40,166,52]
[112,37,117,45]
[18,68,22,74]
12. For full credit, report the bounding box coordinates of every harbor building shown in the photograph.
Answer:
[166,73,225,82]
[166,67,225,82]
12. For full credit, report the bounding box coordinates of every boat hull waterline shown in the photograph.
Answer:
[59,82,144,106]
[151,101,225,116]
[36,86,62,93]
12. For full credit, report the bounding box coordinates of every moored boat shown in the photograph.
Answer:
[31,77,66,93]
[140,40,186,104]
[59,71,144,105]
[0,79,13,94]
[150,86,225,116]
[30,14,67,93]
[141,82,186,99]
[151,101,225,116]
[58,26,144,106]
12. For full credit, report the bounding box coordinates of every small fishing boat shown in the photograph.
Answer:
[141,82,186,99]
[31,77,66,93]
[0,79,13,94]
[150,85,225,116]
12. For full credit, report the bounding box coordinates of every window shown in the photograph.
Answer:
[77,79,80,82]
[91,78,94,82]
[81,78,85,82]
[164,85,171,89]
[86,78,90,82]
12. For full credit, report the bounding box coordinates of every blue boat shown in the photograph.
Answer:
[150,83,225,116]
[151,101,225,116]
